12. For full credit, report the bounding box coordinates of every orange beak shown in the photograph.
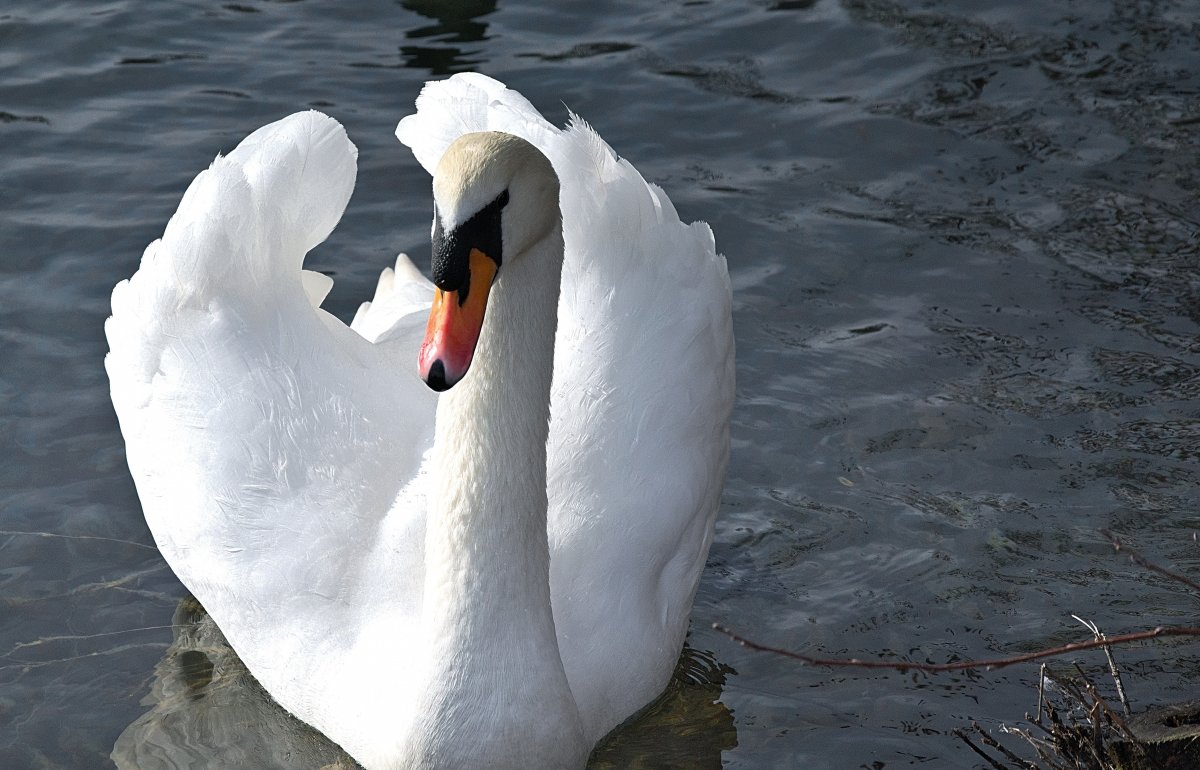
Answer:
[418,247,498,391]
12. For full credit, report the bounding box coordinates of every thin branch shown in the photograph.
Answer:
[1035,663,1046,722]
[0,625,178,659]
[1004,722,1069,770]
[1020,712,1056,740]
[953,728,1011,770]
[1100,528,1200,596]
[1071,614,1130,716]
[711,623,1200,673]
[0,529,157,551]
[969,720,1039,770]
[1077,664,1139,749]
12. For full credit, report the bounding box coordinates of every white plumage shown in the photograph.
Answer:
[106,73,734,769]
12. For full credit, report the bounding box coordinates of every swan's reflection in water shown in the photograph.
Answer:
[112,598,355,770]
[589,644,738,770]
[113,598,736,769]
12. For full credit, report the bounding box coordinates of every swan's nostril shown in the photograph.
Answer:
[424,359,451,392]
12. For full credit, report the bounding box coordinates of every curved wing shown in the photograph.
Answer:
[351,251,436,344]
[105,112,435,758]
[397,75,735,739]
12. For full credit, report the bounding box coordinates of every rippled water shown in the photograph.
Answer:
[3,1,1199,767]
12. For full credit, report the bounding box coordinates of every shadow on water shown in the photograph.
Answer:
[399,0,496,74]
[112,597,735,769]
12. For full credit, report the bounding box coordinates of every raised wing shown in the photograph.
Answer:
[105,111,435,757]
[397,74,735,739]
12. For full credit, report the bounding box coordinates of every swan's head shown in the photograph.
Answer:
[418,131,560,392]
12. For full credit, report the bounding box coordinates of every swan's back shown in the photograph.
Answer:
[397,74,735,739]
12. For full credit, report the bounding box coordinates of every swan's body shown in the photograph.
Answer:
[106,74,733,769]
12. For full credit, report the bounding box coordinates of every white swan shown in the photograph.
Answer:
[106,73,734,769]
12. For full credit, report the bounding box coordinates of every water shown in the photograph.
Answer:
[3,0,1199,767]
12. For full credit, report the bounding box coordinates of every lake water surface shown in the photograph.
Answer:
[3,1,1199,768]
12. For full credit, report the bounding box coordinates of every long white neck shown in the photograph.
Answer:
[406,225,587,769]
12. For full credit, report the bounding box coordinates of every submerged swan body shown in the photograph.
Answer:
[106,74,734,769]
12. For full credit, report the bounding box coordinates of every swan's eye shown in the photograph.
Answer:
[430,189,509,298]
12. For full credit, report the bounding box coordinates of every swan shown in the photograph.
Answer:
[106,73,734,769]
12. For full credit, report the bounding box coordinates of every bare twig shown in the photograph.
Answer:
[0,529,158,550]
[953,727,1011,770]
[1101,528,1200,596]
[1003,722,1068,770]
[1074,664,1105,761]
[711,623,1200,673]
[970,720,1039,769]
[717,532,1200,673]
[1101,643,1129,717]
[1068,663,1140,747]
[1072,615,1131,717]
[1036,663,1046,722]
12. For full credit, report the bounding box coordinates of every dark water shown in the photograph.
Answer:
[3,0,1200,767]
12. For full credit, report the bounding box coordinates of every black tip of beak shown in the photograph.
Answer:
[424,359,452,392]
